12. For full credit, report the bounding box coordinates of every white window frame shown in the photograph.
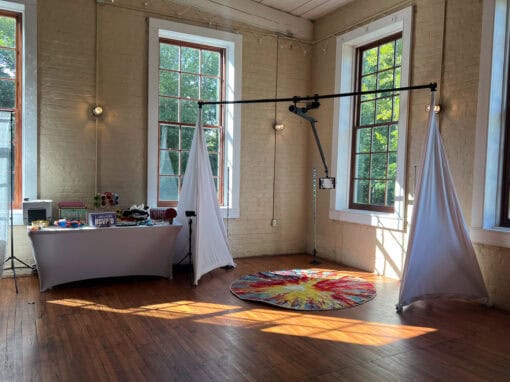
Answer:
[0,0,37,225]
[147,18,242,218]
[471,0,510,246]
[329,6,412,230]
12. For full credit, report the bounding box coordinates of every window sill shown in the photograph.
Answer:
[470,227,510,248]
[329,208,405,231]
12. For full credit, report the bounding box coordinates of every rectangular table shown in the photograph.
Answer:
[28,223,182,291]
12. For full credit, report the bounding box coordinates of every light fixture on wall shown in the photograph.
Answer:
[92,105,104,117]
[273,123,285,133]
[425,104,441,113]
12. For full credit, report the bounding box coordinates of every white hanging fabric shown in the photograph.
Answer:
[397,93,488,309]
[174,110,235,285]
[0,112,11,277]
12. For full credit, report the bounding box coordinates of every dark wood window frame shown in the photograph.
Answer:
[157,38,225,207]
[0,10,22,209]
[500,58,510,226]
[349,33,402,213]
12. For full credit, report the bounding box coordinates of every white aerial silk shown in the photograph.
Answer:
[397,93,488,309]
[0,112,12,277]
[174,111,235,285]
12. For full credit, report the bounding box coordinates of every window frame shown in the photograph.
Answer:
[147,18,242,218]
[349,33,403,213]
[0,0,37,225]
[329,6,412,230]
[471,0,510,246]
[0,9,22,209]
[157,38,226,207]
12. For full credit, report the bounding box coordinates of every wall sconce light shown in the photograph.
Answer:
[92,105,104,117]
[274,123,285,133]
[425,104,441,113]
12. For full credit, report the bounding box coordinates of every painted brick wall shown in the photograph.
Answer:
[311,0,510,310]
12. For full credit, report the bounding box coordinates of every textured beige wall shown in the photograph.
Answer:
[311,0,510,310]
[9,0,509,310]
[13,0,310,260]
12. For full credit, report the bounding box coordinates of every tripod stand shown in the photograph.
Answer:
[177,210,195,266]
[2,111,32,293]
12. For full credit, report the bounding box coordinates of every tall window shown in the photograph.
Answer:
[0,10,21,208]
[158,39,224,207]
[350,34,402,212]
[500,63,510,227]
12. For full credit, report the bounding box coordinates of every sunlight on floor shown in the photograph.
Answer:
[47,299,241,319]
[195,308,436,346]
[47,299,436,346]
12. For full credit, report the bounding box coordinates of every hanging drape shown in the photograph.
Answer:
[174,111,235,285]
[397,93,488,309]
[0,111,12,277]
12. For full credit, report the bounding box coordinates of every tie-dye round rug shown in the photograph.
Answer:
[230,269,376,311]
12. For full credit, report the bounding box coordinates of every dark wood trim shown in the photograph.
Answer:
[500,54,510,226]
[157,38,226,206]
[0,10,22,209]
[349,33,402,213]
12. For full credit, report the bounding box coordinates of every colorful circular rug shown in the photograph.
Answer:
[230,269,376,311]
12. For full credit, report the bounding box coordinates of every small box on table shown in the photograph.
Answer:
[88,212,116,227]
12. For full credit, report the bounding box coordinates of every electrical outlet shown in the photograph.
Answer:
[271,219,278,227]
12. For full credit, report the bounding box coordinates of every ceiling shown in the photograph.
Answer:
[251,0,356,20]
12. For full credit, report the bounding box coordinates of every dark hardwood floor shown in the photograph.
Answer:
[1,254,510,381]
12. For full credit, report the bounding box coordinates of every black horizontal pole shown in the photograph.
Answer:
[197,82,437,108]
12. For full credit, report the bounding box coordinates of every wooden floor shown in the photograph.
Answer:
[1,254,510,381]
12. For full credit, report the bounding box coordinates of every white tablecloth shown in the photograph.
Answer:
[28,223,182,291]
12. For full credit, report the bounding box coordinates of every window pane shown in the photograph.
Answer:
[388,152,397,179]
[375,97,392,123]
[209,153,218,176]
[394,67,401,87]
[371,153,387,179]
[160,125,179,149]
[353,180,369,204]
[159,97,178,122]
[362,47,377,75]
[160,43,179,70]
[0,17,16,48]
[356,128,371,153]
[181,47,199,73]
[201,50,220,76]
[372,126,388,152]
[360,101,375,126]
[395,39,402,65]
[159,151,178,175]
[203,104,220,126]
[201,77,220,101]
[205,128,219,152]
[0,79,15,108]
[159,71,178,96]
[389,125,398,151]
[0,48,15,79]
[371,181,386,205]
[393,96,400,121]
[181,127,194,150]
[377,70,393,90]
[159,176,179,201]
[181,151,189,174]
[181,73,199,99]
[180,99,198,124]
[378,41,395,70]
[387,180,395,206]
[361,74,376,101]
[355,154,370,178]
[213,177,218,192]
